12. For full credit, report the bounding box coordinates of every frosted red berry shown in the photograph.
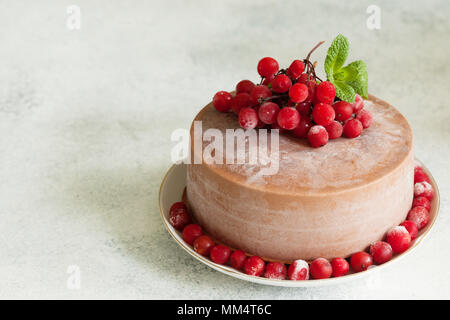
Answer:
[356,109,373,129]
[386,226,411,253]
[407,206,430,230]
[287,259,309,280]
[231,93,252,114]
[315,81,336,104]
[193,235,215,256]
[287,60,305,79]
[343,118,363,138]
[169,202,191,231]
[369,241,393,264]
[264,262,287,280]
[414,167,431,184]
[277,107,300,130]
[236,80,255,95]
[400,220,419,240]
[292,117,313,138]
[308,125,329,148]
[412,196,431,211]
[414,181,434,200]
[272,74,292,93]
[182,224,203,246]
[244,256,265,277]
[350,251,373,272]
[296,101,312,116]
[333,101,353,122]
[331,258,349,277]
[249,85,272,106]
[310,258,332,279]
[238,107,259,129]
[213,91,232,112]
[325,120,343,139]
[257,57,279,77]
[210,245,231,265]
[262,74,275,86]
[352,94,364,113]
[258,102,280,124]
[230,250,247,270]
[288,83,308,103]
[312,103,335,126]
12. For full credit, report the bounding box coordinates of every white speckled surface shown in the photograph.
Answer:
[0,0,449,299]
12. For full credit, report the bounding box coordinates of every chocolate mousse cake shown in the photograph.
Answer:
[183,35,415,264]
[186,95,413,262]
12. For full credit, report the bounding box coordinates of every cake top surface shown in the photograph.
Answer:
[190,95,413,194]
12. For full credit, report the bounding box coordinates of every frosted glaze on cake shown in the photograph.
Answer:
[187,95,414,261]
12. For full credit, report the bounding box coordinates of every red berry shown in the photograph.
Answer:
[236,80,255,95]
[386,226,411,253]
[343,118,363,138]
[257,57,279,77]
[182,224,203,246]
[356,109,373,128]
[310,258,332,279]
[230,93,252,114]
[414,167,431,184]
[407,206,430,230]
[412,196,431,211]
[351,94,364,113]
[312,103,335,126]
[169,202,191,231]
[292,117,313,138]
[414,182,434,200]
[213,91,232,112]
[277,107,300,130]
[258,102,280,124]
[333,101,353,122]
[264,262,287,280]
[254,105,266,128]
[400,220,419,240]
[296,101,312,116]
[230,250,247,270]
[287,60,305,79]
[193,235,215,256]
[350,251,373,272]
[315,81,336,104]
[331,258,349,277]
[289,83,309,103]
[325,120,343,139]
[249,85,272,106]
[297,73,313,84]
[308,125,329,148]
[238,107,259,129]
[262,74,275,86]
[272,74,292,93]
[369,241,393,264]
[287,259,309,280]
[210,245,231,265]
[244,256,265,277]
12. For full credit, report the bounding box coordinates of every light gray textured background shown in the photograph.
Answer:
[0,0,449,299]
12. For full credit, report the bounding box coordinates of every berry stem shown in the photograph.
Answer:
[305,41,325,61]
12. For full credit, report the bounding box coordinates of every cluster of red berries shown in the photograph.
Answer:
[168,165,433,280]
[212,55,372,148]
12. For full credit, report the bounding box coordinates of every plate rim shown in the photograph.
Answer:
[158,160,440,287]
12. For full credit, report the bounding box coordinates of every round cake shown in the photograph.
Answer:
[186,94,414,262]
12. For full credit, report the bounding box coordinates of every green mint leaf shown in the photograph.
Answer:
[324,34,349,80]
[334,81,356,103]
[341,60,368,99]
[324,35,369,103]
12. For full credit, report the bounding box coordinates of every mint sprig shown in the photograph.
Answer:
[324,34,368,103]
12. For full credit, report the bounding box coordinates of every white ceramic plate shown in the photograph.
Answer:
[158,161,440,287]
